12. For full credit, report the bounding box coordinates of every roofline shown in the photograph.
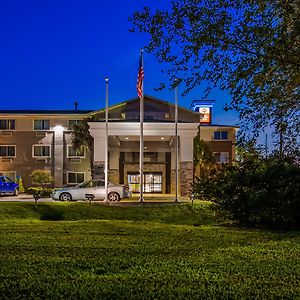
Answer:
[90,94,199,116]
[0,110,94,116]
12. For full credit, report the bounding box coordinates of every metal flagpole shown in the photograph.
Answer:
[104,77,109,202]
[175,80,179,203]
[139,50,144,203]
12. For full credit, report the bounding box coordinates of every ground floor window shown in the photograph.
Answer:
[67,172,85,184]
[128,172,162,193]
[213,152,229,163]
[0,171,16,181]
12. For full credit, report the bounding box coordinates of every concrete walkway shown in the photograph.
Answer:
[0,193,190,204]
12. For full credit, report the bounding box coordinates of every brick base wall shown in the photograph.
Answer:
[179,161,193,196]
[109,169,119,184]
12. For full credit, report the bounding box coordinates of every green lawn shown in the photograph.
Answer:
[0,201,299,299]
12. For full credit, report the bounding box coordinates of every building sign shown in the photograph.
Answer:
[199,107,211,124]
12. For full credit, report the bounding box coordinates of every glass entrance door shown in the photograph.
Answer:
[127,173,162,193]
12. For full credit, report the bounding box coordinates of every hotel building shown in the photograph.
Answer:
[0,95,238,196]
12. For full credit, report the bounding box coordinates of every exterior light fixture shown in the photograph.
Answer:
[160,137,165,140]
[54,125,64,133]
[125,137,129,140]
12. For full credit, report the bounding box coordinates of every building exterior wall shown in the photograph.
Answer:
[0,113,91,188]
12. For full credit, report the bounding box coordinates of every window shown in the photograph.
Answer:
[77,180,102,188]
[34,120,50,130]
[68,120,82,130]
[0,171,16,181]
[214,131,228,140]
[67,172,85,184]
[0,145,16,157]
[67,145,85,158]
[33,145,51,157]
[214,152,229,163]
[0,120,15,130]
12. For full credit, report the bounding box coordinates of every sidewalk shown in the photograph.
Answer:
[0,193,53,202]
[0,193,190,204]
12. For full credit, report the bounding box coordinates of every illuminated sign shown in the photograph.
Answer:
[199,107,211,123]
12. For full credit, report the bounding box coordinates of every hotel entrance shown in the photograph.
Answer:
[127,172,162,193]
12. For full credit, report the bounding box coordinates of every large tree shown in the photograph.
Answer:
[130,0,300,153]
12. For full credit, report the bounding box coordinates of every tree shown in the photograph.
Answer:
[71,115,101,179]
[193,136,215,180]
[130,0,300,152]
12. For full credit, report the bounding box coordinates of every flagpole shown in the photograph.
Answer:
[139,50,144,203]
[104,77,109,202]
[175,79,179,203]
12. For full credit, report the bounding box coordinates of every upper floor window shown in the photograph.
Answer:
[0,120,15,130]
[68,120,82,130]
[34,120,50,130]
[33,145,51,158]
[0,145,16,157]
[67,145,85,158]
[214,152,229,163]
[214,131,228,140]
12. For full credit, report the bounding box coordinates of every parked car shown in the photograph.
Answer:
[0,176,19,196]
[50,180,131,201]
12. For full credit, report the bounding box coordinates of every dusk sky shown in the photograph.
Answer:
[0,0,238,125]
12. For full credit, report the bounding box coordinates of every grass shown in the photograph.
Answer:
[0,201,299,299]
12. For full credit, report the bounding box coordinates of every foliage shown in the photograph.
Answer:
[71,114,103,178]
[193,155,300,228]
[30,170,53,187]
[27,187,54,197]
[16,176,25,193]
[130,0,300,151]
[193,137,215,179]
[0,202,299,299]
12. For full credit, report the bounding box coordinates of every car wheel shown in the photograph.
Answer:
[14,188,19,196]
[108,192,120,202]
[59,192,72,202]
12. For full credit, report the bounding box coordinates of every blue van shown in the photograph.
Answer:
[0,176,19,196]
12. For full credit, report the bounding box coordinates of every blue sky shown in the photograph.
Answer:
[0,0,238,125]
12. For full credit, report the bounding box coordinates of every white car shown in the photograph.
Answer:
[51,180,131,202]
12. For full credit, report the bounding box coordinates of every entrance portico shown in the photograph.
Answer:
[89,122,198,196]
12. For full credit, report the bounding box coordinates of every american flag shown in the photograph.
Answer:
[136,51,144,98]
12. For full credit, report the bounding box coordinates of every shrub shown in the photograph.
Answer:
[16,176,25,193]
[193,155,300,229]
[27,187,54,197]
[30,170,53,187]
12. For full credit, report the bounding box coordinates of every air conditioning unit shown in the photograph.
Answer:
[1,158,13,163]
[70,158,81,163]
[36,158,48,164]
[36,132,47,137]
[1,131,13,136]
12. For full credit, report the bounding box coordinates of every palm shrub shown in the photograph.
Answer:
[193,155,300,229]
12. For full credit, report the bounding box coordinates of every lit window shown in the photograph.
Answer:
[214,152,229,163]
[34,120,50,130]
[0,145,16,157]
[67,146,85,158]
[214,131,228,140]
[0,171,16,181]
[33,145,51,157]
[0,120,15,130]
[67,172,85,184]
